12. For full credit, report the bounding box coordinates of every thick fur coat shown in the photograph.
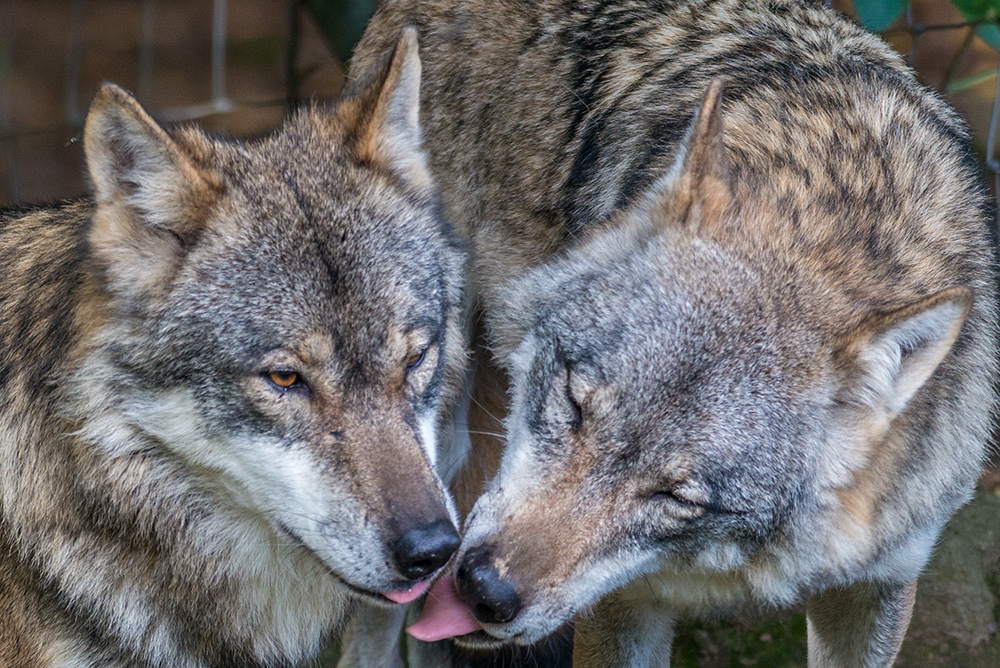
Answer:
[351,1,998,665]
[0,33,467,668]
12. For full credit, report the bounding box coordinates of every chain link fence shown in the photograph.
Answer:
[1,0,999,208]
[0,0,346,205]
[1,0,999,209]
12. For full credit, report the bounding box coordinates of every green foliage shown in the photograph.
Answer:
[304,0,376,64]
[854,0,1000,48]
[951,0,1000,21]
[854,0,911,31]
[949,0,1000,47]
[976,24,1000,48]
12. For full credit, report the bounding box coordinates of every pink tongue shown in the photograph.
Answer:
[383,579,431,604]
[406,575,483,641]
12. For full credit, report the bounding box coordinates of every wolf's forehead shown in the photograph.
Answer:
[296,332,336,365]
[555,298,790,404]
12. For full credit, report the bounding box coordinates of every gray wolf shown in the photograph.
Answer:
[350,1,999,665]
[0,29,467,668]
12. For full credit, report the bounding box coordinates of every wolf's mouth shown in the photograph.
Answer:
[407,575,532,646]
[338,576,395,604]
[383,579,431,604]
[273,519,426,605]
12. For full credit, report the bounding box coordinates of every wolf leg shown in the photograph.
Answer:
[572,585,674,668]
[806,579,916,668]
[336,604,406,668]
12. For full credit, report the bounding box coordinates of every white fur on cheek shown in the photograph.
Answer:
[133,389,319,514]
[492,334,550,511]
[419,412,438,467]
[124,389,395,587]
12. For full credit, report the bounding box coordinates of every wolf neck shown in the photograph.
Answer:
[3,294,345,665]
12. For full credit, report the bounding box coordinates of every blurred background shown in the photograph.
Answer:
[0,0,997,665]
[0,0,367,204]
[3,0,1000,207]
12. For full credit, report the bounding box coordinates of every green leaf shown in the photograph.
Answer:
[303,0,376,65]
[946,68,998,93]
[977,24,1000,50]
[951,0,1000,50]
[950,0,1000,21]
[853,0,910,32]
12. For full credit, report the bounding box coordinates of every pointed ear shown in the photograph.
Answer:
[837,288,972,418]
[340,26,429,187]
[647,79,734,235]
[84,83,220,296]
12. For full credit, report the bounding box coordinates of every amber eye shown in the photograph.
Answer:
[405,349,426,372]
[267,370,299,389]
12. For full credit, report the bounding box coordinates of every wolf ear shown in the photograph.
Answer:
[648,79,734,236]
[84,83,220,296]
[340,26,429,187]
[838,288,972,418]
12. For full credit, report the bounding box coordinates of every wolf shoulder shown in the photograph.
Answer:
[0,201,100,405]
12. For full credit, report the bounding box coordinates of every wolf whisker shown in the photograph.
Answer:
[458,429,506,440]
[467,392,505,427]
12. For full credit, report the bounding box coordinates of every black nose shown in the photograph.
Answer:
[455,545,522,625]
[392,519,460,580]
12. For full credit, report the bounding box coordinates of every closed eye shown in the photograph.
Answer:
[566,371,583,430]
[649,489,702,508]
[648,489,740,515]
[405,348,427,372]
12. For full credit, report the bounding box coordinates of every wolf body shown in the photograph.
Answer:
[351,1,998,666]
[0,32,468,668]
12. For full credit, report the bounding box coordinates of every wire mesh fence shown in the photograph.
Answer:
[1,0,999,213]
[0,0,345,205]
[876,2,1000,220]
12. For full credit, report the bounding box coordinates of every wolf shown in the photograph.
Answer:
[350,1,999,665]
[0,29,468,668]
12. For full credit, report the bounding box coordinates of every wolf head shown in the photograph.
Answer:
[73,29,466,603]
[440,82,972,646]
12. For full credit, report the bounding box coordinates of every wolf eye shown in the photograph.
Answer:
[265,370,302,392]
[650,490,694,506]
[405,348,427,372]
[649,485,706,510]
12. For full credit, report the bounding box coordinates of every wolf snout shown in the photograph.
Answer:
[456,545,523,625]
[392,519,461,580]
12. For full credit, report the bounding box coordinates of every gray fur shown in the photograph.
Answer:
[350,0,998,665]
[0,30,466,668]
